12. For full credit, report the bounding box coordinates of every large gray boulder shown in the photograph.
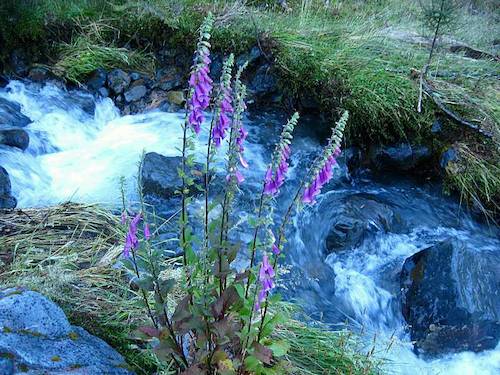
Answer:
[0,167,16,209]
[141,152,205,200]
[0,288,134,374]
[0,98,31,128]
[400,240,500,356]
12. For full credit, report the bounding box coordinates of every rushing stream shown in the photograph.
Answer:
[1,81,499,374]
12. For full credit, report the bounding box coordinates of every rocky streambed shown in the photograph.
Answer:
[0,73,499,374]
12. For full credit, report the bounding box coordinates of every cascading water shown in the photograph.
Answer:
[1,81,499,374]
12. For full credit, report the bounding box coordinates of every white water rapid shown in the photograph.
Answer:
[1,81,499,374]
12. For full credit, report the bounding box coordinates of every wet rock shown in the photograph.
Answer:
[431,118,442,134]
[440,147,457,170]
[66,91,96,116]
[28,66,51,82]
[145,90,180,112]
[325,194,399,253]
[343,147,363,172]
[141,152,204,200]
[250,65,278,97]
[107,69,131,94]
[155,66,183,91]
[236,46,262,68]
[10,50,28,76]
[166,91,185,106]
[0,75,8,88]
[98,87,109,98]
[129,72,144,81]
[400,240,500,356]
[0,167,16,209]
[124,85,147,103]
[0,288,133,374]
[86,68,107,92]
[370,144,431,172]
[299,93,320,111]
[0,98,31,128]
[0,127,29,150]
[209,53,224,81]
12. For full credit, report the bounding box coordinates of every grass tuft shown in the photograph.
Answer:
[54,37,155,84]
[0,203,381,374]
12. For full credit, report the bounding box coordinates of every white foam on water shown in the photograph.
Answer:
[1,81,499,374]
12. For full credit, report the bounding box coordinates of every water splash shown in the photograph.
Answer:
[1,81,499,374]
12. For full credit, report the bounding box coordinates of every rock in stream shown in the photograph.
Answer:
[400,239,500,356]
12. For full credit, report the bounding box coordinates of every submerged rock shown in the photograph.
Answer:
[0,98,31,128]
[107,69,131,95]
[0,127,29,150]
[325,193,400,253]
[370,144,431,172]
[400,239,500,356]
[0,288,133,374]
[141,152,204,200]
[0,167,16,209]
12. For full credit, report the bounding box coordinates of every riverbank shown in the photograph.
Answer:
[0,203,380,374]
[0,0,498,219]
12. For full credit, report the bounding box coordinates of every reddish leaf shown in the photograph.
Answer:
[252,342,273,365]
[137,326,160,338]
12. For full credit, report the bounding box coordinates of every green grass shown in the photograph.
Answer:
[444,143,500,222]
[273,304,381,375]
[1,0,499,213]
[54,37,155,83]
[0,203,380,375]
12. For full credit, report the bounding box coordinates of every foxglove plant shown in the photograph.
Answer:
[180,13,214,286]
[203,54,234,266]
[244,112,299,299]
[255,254,275,311]
[255,111,349,342]
[302,111,347,204]
[187,17,214,135]
[119,13,350,375]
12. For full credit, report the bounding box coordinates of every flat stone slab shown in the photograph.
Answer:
[0,288,134,374]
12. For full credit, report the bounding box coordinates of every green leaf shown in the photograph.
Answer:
[267,340,290,357]
[158,278,176,296]
[133,275,155,291]
[260,312,286,339]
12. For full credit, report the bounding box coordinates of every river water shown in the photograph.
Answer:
[1,81,499,374]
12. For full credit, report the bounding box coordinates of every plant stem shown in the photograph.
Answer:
[257,184,303,342]
[244,187,266,299]
[180,121,192,295]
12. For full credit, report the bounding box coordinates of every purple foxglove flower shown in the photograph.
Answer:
[255,254,275,311]
[264,179,277,195]
[235,170,244,184]
[187,48,213,134]
[264,167,273,183]
[144,223,151,240]
[272,243,280,255]
[120,210,127,225]
[239,154,249,168]
[123,212,141,257]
